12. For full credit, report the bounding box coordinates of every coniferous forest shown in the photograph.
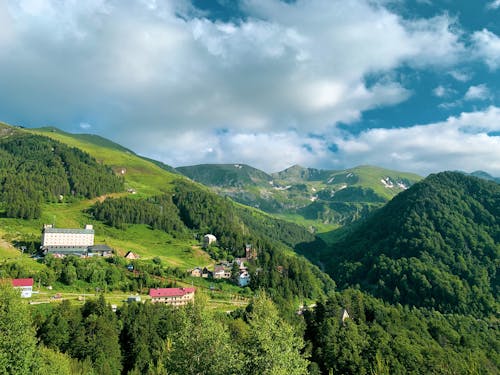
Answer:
[0,133,123,219]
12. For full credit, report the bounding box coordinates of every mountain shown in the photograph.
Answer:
[464,170,500,183]
[0,122,333,303]
[177,163,272,187]
[176,163,422,230]
[314,172,499,315]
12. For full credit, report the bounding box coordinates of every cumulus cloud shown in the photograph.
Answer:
[433,85,455,98]
[3,0,493,175]
[472,29,500,70]
[1,1,464,134]
[464,84,491,101]
[334,107,500,176]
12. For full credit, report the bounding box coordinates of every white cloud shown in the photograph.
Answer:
[334,107,500,176]
[464,84,491,101]
[449,70,471,82]
[433,85,455,98]
[487,0,500,9]
[0,1,465,135]
[0,0,481,174]
[472,29,500,70]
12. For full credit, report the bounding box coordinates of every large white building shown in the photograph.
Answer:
[41,224,95,255]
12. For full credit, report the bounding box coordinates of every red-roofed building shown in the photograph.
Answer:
[12,278,34,298]
[149,287,195,306]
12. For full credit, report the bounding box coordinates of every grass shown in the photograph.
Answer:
[29,127,180,196]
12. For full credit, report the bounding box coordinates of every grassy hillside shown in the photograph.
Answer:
[30,127,180,196]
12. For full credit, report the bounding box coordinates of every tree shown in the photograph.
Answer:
[166,294,243,375]
[0,282,37,374]
[243,292,309,375]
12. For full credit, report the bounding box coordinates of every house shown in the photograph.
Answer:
[125,251,140,260]
[202,267,212,278]
[203,234,217,248]
[149,287,195,306]
[213,265,231,279]
[238,271,251,287]
[12,278,34,298]
[190,267,202,277]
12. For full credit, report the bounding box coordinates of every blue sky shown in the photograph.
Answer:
[1,0,500,175]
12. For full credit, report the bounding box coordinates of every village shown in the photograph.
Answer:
[6,224,256,308]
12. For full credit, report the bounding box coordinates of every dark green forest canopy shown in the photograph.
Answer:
[0,133,123,219]
[317,172,499,315]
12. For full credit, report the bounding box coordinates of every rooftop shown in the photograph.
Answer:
[149,287,195,298]
[12,278,34,287]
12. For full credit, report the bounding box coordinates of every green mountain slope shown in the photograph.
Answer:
[177,163,273,187]
[0,123,333,302]
[176,163,422,230]
[315,172,499,315]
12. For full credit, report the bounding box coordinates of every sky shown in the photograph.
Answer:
[1,0,500,176]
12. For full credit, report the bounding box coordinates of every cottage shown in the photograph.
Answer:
[202,267,212,278]
[190,267,202,277]
[238,271,251,287]
[213,265,231,279]
[149,287,195,306]
[12,278,34,298]
[125,251,140,260]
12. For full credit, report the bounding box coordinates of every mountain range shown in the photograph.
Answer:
[177,163,422,230]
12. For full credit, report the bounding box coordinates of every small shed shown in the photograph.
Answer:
[203,234,217,248]
[125,251,140,260]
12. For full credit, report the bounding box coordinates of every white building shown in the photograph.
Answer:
[12,278,34,298]
[41,224,95,255]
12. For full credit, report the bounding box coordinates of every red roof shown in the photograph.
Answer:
[12,278,34,287]
[149,287,195,298]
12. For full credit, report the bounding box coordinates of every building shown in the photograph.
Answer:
[41,224,94,256]
[190,267,202,277]
[203,234,217,248]
[87,244,113,257]
[127,295,142,303]
[238,271,250,287]
[213,265,231,279]
[12,278,34,298]
[149,287,195,306]
[124,251,140,260]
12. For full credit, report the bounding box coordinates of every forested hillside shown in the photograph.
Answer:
[0,126,123,219]
[89,180,334,303]
[317,172,499,315]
